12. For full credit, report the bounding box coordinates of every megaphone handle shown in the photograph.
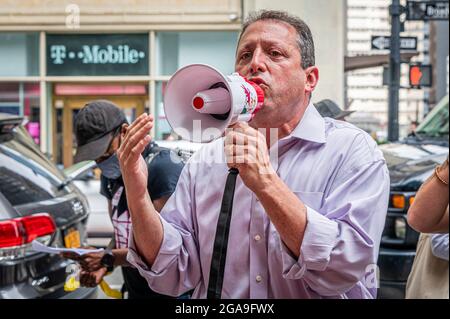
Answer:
[207,167,239,299]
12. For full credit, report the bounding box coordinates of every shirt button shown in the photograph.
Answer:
[254,235,261,241]
[256,275,262,283]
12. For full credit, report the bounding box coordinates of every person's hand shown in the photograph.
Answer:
[224,122,276,191]
[61,249,105,272]
[79,267,108,288]
[117,113,153,198]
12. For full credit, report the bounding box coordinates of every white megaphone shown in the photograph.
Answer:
[164,64,264,143]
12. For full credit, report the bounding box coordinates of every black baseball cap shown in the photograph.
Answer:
[315,99,355,120]
[74,100,128,163]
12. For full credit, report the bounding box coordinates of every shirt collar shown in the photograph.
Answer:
[286,101,326,144]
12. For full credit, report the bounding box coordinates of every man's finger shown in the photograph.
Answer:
[127,113,148,132]
[124,114,153,143]
[229,121,250,131]
[79,271,88,286]
[233,122,258,138]
[86,274,95,287]
[94,273,103,285]
[225,131,257,148]
[120,114,152,148]
[120,120,153,158]
[225,144,248,162]
[122,134,151,165]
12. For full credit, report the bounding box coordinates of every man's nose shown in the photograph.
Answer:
[249,49,267,74]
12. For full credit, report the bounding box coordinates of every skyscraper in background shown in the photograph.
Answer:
[346,0,430,139]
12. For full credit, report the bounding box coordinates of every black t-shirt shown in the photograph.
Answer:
[100,142,184,299]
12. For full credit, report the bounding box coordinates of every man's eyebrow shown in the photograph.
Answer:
[236,42,254,52]
[238,38,291,51]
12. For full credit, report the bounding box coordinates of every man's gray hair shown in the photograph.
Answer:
[239,10,315,70]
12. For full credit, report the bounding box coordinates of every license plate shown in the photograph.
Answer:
[64,228,81,248]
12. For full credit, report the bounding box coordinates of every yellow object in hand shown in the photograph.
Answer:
[99,280,123,299]
[64,276,80,292]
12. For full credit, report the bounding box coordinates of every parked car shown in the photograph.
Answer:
[0,113,96,299]
[377,96,449,299]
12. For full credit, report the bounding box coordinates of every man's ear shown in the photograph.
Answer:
[118,124,128,145]
[121,123,129,135]
[305,66,319,94]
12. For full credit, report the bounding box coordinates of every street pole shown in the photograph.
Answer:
[388,0,401,141]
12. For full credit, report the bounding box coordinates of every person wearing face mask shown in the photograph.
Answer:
[62,100,185,299]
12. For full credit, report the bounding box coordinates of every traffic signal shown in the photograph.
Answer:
[409,64,432,88]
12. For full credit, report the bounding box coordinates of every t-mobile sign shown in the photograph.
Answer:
[46,34,149,76]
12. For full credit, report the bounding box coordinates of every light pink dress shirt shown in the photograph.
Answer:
[127,103,390,299]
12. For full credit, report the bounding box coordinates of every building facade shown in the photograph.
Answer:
[346,0,431,139]
[0,0,345,167]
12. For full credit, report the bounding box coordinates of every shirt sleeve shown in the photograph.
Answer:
[431,233,449,261]
[127,162,202,297]
[147,150,184,201]
[279,134,390,297]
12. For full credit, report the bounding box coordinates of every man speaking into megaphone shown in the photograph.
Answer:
[117,10,390,299]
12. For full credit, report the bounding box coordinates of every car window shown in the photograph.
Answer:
[0,126,65,206]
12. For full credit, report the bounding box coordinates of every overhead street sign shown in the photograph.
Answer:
[406,1,449,20]
[371,36,418,51]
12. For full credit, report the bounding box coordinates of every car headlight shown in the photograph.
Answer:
[395,217,407,240]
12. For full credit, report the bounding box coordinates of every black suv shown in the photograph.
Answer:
[0,113,96,299]
[377,96,449,299]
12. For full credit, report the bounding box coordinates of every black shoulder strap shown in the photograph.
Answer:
[207,168,239,299]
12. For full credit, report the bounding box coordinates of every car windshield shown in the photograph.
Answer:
[415,96,449,139]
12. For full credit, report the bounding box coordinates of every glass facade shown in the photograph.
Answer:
[0,33,39,76]
[156,31,239,76]
[155,81,171,140]
[0,83,41,144]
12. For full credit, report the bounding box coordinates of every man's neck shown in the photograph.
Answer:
[263,99,310,148]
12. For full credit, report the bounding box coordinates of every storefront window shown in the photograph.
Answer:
[52,83,148,167]
[156,31,239,76]
[155,81,174,140]
[0,83,41,144]
[0,33,39,76]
